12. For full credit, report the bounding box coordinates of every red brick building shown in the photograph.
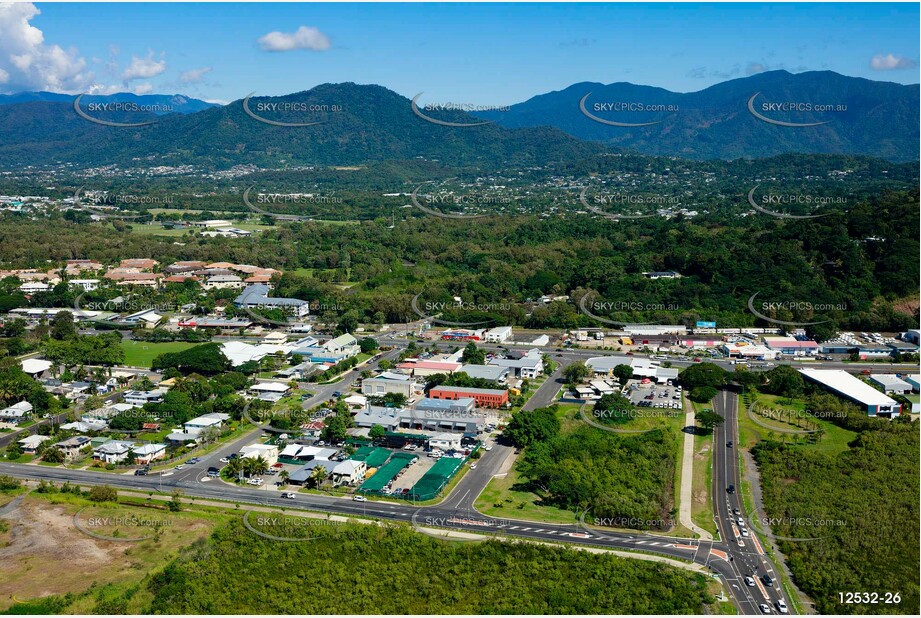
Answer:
[428,386,508,408]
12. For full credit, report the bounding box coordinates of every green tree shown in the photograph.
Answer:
[460,342,485,365]
[695,409,724,433]
[50,311,77,340]
[563,362,590,385]
[369,424,386,440]
[88,485,118,503]
[504,407,561,448]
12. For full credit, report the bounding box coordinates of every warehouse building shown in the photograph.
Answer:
[869,374,913,394]
[799,369,901,417]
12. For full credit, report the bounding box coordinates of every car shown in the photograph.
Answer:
[469,464,477,469]
[745,576,756,587]
[727,484,736,494]
[332,391,342,397]
[776,600,788,614]
[733,508,741,515]
[188,457,200,464]
[353,495,367,502]
[484,445,493,451]
[693,357,702,362]
[741,528,749,537]
[762,574,774,587]
[219,457,229,463]
[760,604,772,614]
[727,441,733,448]
[134,468,148,476]
[174,464,185,470]
[736,517,744,526]
[282,492,296,499]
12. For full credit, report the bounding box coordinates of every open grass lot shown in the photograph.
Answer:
[127,221,276,237]
[738,392,858,456]
[120,340,199,368]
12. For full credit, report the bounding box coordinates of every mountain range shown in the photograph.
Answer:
[0,92,216,115]
[0,71,916,169]
[473,70,919,162]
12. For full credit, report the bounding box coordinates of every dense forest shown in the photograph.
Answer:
[752,402,919,614]
[1,181,916,333]
[137,519,711,614]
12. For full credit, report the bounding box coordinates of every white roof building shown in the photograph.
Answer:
[799,369,901,417]
[869,374,913,394]
[21,358,52,375]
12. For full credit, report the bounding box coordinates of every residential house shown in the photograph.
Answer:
[93,440,136,464]
[0,401,33,422]
[132,443,167,465]
[53,436,92,460]
[18,434,50,454]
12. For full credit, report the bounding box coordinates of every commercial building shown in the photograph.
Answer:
[484,326,512,343]
[869,374,913,394]
[488,348,543,379]
[362,373,417,398]
[234,284,309,318]
[354,402,484,433]
[585,356,679,384]
[428,385,508,408]
[240,443,279,465]
[763,336,819,356]
[395,360,461,377]
[458,364,509,384]
[799,369,901,417]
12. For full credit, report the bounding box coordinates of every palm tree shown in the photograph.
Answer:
[225,457,243,480]
[310,465,328,489]
[279,470,290,486]
[251,455,269,477]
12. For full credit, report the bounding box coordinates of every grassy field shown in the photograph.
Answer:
[120,340,199,368]
[738,392,858,456]
[128,221,275,237]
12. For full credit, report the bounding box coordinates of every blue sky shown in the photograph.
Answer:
[2,2,918,104]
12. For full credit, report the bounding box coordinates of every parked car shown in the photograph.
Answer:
[247,478,263,486]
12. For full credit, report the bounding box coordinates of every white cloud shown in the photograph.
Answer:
[131,82,154,95]
[180,66,212,83]
[870,53,917,71]
[257,25,331,52]
[0,2,94,93]
[121,52,166,82]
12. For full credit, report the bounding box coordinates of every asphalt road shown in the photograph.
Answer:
[711,389,792,615]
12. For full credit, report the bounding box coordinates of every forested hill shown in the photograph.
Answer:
[0,83,605,169]
[473,70,920,162]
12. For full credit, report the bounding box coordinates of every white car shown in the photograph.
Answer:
[219,457,229,463]
[760,604,772,614]
[281,492,296,499]
[741,528,750,537]
[776,600,788,614]
[174,464,185,470]
[470,464,477,470]
[745,576,756,587]
[247,478,263,486]
[736,517,745,526]
[484,445,493,451]
[353,495,367,502]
